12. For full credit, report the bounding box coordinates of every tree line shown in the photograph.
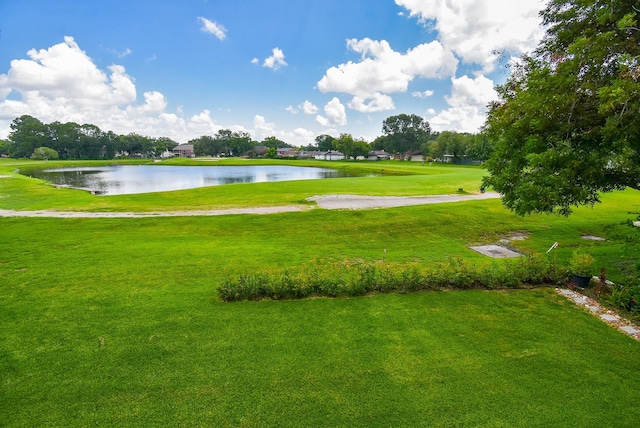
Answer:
[1,113,495,162]
[0,115,179,160]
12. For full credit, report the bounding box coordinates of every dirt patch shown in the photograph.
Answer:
[499,231,530,243]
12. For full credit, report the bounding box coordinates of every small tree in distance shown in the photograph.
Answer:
[31,146,59,160]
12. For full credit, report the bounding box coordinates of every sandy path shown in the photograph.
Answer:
[0,192,500,218]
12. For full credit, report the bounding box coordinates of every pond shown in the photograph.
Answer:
[25,165,359,196]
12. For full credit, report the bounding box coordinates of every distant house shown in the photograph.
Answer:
[277,147,299,157]
[368,150,391,161]
[406,151,424,162]
[298,150,321,159]
[254,146,268,157]
[315,150,345,161]
[173,144,194,158]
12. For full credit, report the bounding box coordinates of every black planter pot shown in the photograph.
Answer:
[571,273,592,288]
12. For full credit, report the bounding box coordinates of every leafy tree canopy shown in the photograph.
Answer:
[484,0,640,215]
[31,146,59,160]
[261,136,288,149]
[315,134,335,151]
[381,114,431,158]
[332,133,370,160]
[190,129,254,157]
[0,138,12,156]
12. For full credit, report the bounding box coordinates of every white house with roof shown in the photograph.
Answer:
[315,150,345,161]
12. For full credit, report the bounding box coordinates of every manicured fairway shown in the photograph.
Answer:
[2,159,640,426]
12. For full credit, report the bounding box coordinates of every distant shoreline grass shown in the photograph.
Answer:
[2,157,640,426]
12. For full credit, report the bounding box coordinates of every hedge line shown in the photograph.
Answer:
[217,256,566,302]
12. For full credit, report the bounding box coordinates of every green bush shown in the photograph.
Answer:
[606,283,640,315]
[218,256,565,302]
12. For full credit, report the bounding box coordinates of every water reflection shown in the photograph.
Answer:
[26,165,357,195]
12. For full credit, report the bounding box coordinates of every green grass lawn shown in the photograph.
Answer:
[2,158,640,426]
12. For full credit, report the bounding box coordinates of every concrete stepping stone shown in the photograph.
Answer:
[582,235,605,241]
[600,314,619,322]
[620,325,640,335]
[470,245,521,258]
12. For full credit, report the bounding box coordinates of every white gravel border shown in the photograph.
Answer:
[556,288,640,341]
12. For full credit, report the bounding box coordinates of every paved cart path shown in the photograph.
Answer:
[0,192,501,218]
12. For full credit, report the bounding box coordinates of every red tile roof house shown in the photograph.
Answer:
[173,144,195,158]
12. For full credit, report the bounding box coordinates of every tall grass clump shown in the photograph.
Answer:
[218,255,565,301]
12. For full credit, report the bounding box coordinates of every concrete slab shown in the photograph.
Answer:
[620,325,640,335]
[470,245,521,258]
[582,235,605,241]
[600,314,620,322]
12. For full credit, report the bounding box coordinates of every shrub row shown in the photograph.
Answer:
[217,256,566,302]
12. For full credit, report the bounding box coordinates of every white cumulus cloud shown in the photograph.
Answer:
[300,100,318,115]
[198,17,227,40]
[317,38,457,113]
[428,75,497,133]
[262,48,288,70]
[348,93,395,113]
[412,90,434,98]
[0,37,242,142]
[395,0,545,73]
[316,97,347,127]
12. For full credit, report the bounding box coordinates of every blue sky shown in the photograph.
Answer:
[0,0,547,145]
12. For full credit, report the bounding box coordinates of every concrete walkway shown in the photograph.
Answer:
[307,192,500,210]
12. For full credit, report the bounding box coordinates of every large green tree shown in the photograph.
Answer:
[315,134,335,151]
[381,114,431,159]
[332,133,356,159]
[429,131,471,161]
[191,130,253,157]
[0,139,11,156]
[8,115,48,158]
[261,136,288,149]
[484,0,640,215]
[30,146,59,160]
